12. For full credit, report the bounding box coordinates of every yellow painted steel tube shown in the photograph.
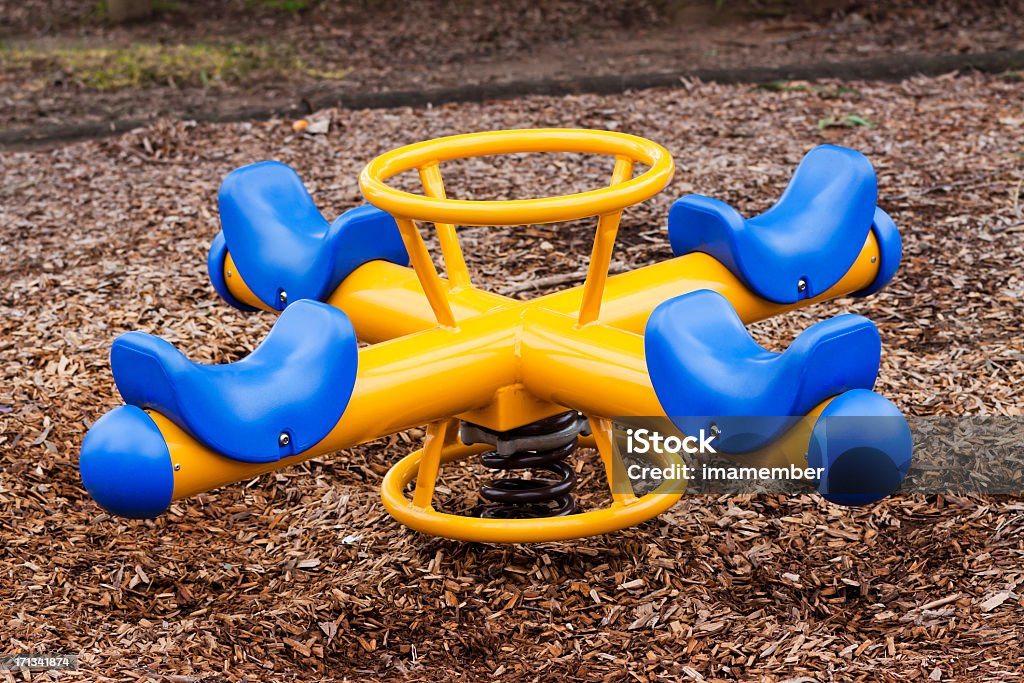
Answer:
[577,155,634,325]
[393,216,458,327]
[418,163,472,288]
[311,231,881,341]
[380,437,684,543]
[167,318,518,500]
[519,307,662,417]
[325,262,511,343]
[378,402,837,543]
[359,129,674,225]
[160,293,838,502]
[545,234,880,333]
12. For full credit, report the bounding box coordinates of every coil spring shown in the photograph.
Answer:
[460,412,585,519]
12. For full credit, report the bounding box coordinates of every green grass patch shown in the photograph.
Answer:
[759,79,811,92]
[830,85,861,98]
[247,0,316,14]
[0,42,351,90]
[757,82,861,99]
[818,113,877,130]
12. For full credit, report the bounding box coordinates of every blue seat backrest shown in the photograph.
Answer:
[217,161,409,309]
[668,145,878,304]
[111,299,358,463]
[645,289,881,451]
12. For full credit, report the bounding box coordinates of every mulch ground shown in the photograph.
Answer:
[1,73,1023,681]
[2,0,1023,131]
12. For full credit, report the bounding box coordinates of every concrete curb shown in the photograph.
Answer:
[3,48,1022,149]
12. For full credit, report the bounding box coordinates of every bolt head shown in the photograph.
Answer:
[278,432,291,447]
[709,423,721,438]
[797,278,808,292]
[278,291,288,305]
[174,463,181,471]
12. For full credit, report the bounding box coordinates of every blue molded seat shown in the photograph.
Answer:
[668,145,878,304]
[210,160,410,311]
[111,299,358,463]
[645,290,881,452]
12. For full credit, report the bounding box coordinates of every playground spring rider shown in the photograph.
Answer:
[81,129,911,543]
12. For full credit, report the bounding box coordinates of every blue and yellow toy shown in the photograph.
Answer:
[80,129,911,543]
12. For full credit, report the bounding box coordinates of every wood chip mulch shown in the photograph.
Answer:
[1,73,1023,681]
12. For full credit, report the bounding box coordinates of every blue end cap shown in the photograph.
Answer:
[218,161,409,309]
[80,405,174,519]
[852,207,902,298]
[667,144,877,304]
[807,389,912,506]
[207,231,260,311]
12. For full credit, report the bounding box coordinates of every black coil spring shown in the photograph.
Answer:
[463,412,582,519]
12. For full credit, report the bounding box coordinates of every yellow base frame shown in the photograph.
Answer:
[379,432,686,544]
[155,129,884,543]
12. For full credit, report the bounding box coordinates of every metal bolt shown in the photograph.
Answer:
[174,463,181,471]
[279,432,291,447]
[871,256,877,263]
[278,290,288,306]
[226,269,233,278]
[797,278,808,293]
[709,423,721,438]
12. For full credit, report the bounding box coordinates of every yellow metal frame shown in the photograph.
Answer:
[152,129,884,543]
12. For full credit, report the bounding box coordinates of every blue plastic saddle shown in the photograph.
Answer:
[110,299,358,463]
[209,160,410,311]
[668,145,879,304]
[645,290,881,451]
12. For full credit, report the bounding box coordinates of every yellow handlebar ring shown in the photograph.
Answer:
[359,128,675,226]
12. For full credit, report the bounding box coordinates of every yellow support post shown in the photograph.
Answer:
[578,155,633,326]
[418,162,472,289]
[411,419,455,509]
[393,216,457,328]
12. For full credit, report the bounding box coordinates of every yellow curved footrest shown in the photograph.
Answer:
[380,438,684,544]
